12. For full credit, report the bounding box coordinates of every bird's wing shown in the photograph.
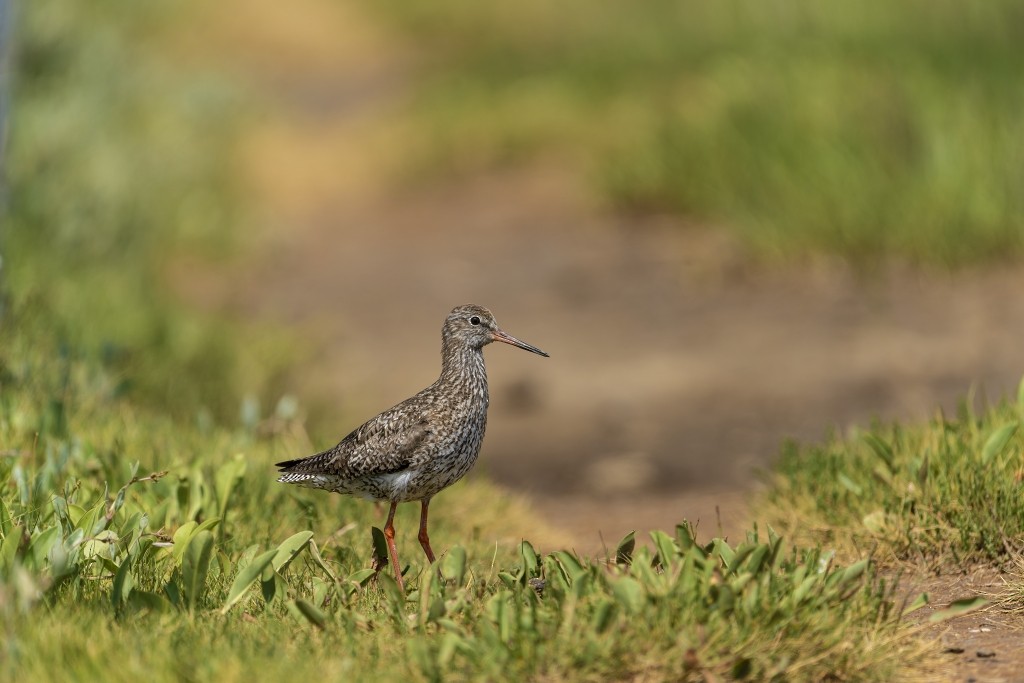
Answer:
[276,403,433,478]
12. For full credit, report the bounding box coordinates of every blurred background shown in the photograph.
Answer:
[5,0,1024,551]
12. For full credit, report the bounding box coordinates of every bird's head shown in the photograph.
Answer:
[443,304,549,357]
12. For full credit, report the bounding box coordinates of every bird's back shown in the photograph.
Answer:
[276,376,489,501]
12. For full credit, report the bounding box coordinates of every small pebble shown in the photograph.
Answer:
[976,649,996,658]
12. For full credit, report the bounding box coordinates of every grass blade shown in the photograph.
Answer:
[981,423,1018,464]
[928,596,988,623]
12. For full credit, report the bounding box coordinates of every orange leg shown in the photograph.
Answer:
[418,498,436,563]
[383,501,405,591]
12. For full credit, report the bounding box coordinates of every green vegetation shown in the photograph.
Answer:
[369,0,1024,265]
[765,381,1024,567]
[4,0,289,422]
[3,2,1019,680]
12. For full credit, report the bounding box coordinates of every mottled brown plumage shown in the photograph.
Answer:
[276,304,548,590]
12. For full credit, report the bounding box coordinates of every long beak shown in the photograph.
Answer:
[492,328,549,357]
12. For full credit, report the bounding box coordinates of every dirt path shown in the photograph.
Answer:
[183,1,1024,562]
[908,567,1024,683]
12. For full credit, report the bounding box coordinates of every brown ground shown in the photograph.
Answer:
[908,567,1024,683]
[174,1,1024,677]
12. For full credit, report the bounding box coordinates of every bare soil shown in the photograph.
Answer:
[907,567,1024,683]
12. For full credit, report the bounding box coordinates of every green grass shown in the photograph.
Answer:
[763,380,1024,567]
[4,0,292,423]
[1,301,921,681]
[1,2,1012,680]
[0,330,919,681]
[367,0,1024,265]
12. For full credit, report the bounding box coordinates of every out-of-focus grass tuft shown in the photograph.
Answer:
[3,0,294,423]
[368,0,1024,266]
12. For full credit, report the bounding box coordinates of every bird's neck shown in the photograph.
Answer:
[439,342,488,397]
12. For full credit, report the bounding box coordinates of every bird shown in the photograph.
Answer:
[276,304,549,591]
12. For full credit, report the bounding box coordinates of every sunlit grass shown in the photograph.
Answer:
[762,380,1024,567]
[2,2,1014,680]
[367,0,1024,265]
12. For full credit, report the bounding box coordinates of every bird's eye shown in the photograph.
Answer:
[469,316,481,326]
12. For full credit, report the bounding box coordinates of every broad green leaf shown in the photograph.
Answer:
[307,540,337,582]
[611,576,644,614]
[292,598,326,629]
[650,530,678,570]
[312,577,332,608]
[164,577,181,607]
[836,558,869,587]
[271,530,314,573]
[590,597,616,634]
[171,522,198,562]
[519,540,539,577]
[0,530,19,571]
[441,546,467,585]
[347,568,377,587]
[552,550,584,582]
[221,548,277,614]
[51,496,71,531]
[215,455,247,521]
[902,592,928,617]
[376,571,405,605]
[194,518,222,535]
[181,530,215,611]
[370,527,389,570]
[712,539,736,567]
[172,519,221,563]
[82,529,118,560]
[928,596,988,623]
[418,568,440,626]
[615,531,635,566]
[28,525,60,571]
[261,572,285,604]
[675,522,696,550]
[728,544,756,573]
[739,544,769,574]
[74,500,106,536]
[186,468,204,521]
[792,574,819,604]
[981,423,1018,464]
[498,594,514,641]
[111,559,134,609]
